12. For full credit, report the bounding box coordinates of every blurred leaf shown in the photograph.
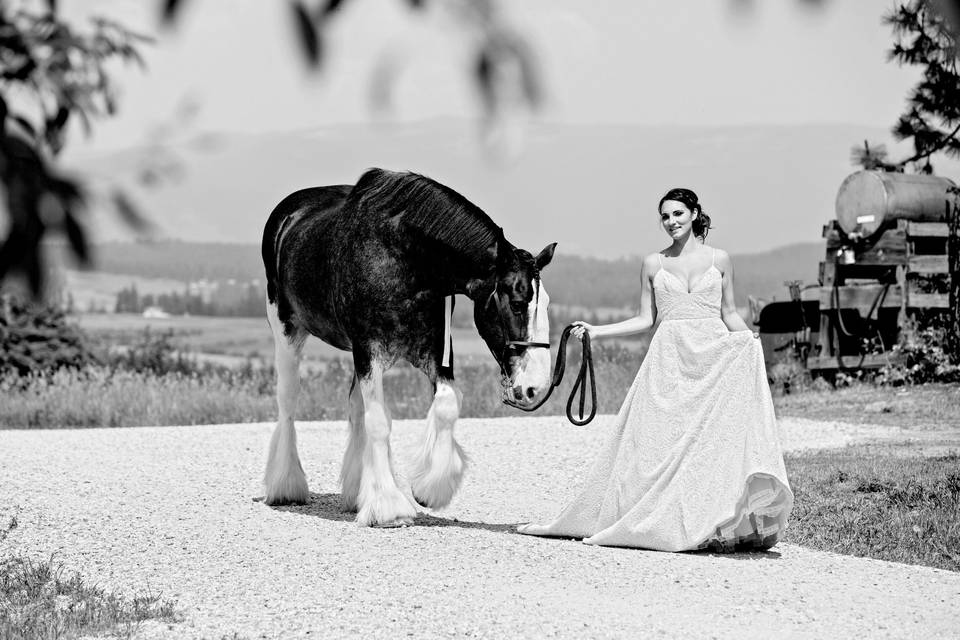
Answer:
[475,48,495,114]
[63,211,90,265]
[512,38,542,109]
[46,0,58,14]
[160,0,185,26]
[321,0,348,18]
[111,189,151,231]
[292,1,322,67]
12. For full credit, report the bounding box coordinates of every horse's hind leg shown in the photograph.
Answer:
[354,357,418,527]
[339,373,364,511]
[263,301,310,505]
[411,378,466,509]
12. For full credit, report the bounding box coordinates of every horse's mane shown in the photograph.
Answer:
[349,168,505,263]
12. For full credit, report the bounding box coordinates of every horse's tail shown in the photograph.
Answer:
[261,186,352,305]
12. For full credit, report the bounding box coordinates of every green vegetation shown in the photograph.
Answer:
[0,513,177,640]
[774,382,960,429]
[0,555,177,640]
[0,298,96,377]
[0,343,641,428]
[784,445,960,572]
[0,478,176,640]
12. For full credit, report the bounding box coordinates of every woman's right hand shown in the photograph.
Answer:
[571,320,597,340]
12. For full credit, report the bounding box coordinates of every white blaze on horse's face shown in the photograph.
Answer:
[513,279,551,400]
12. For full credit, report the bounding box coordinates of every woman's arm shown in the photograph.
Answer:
[716,249,754,333]
[571,254,657,339]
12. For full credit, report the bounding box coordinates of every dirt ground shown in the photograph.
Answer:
[2,416,958,639]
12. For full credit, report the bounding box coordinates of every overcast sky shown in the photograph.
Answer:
[63,0,918,154]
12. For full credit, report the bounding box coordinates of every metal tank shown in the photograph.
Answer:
[834,170,956,237]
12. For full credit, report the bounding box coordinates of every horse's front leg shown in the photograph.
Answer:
[411,378,466,508]
[355,359,418,527]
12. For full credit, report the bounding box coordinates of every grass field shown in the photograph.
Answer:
[783,444,960,572]
[73,313,647,363]
[774,383,960,430]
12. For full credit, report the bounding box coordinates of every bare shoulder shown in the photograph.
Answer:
[709,246,733,270]
[641,252,662,274]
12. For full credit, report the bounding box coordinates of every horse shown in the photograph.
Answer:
[261,168,556,527]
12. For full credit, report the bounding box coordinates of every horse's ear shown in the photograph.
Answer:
[535,243,557,270]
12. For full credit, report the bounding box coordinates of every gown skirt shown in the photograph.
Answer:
[522,264,793,551]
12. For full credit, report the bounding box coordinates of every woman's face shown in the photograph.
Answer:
[659,199,698,240]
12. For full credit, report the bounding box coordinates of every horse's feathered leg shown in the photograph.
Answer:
[411,379,466,509]
[339,372,365,511]
[355,357,418,527]
[263,300,310,506]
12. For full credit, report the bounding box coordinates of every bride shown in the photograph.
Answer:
[519,188,793,551]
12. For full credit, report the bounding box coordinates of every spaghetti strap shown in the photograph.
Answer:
[658,253,663,268]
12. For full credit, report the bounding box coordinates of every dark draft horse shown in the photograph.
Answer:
[261,168,556,527]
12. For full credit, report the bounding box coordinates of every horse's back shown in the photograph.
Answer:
[262,185,352,305]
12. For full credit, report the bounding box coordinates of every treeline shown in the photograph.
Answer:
[82,240,823,309]
[89,241,646,308]
[114,283,264,317]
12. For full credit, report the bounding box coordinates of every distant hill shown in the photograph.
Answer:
[73,240,824,309]
[65,119,960,261]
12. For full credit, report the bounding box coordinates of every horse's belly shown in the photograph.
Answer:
[307,325,352,351]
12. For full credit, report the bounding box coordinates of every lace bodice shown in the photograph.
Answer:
[654,261,722,322]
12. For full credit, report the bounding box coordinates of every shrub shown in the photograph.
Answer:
[0,295,97,377]
[877,319,960,385]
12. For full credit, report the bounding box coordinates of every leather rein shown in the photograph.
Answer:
[502,324,598,426]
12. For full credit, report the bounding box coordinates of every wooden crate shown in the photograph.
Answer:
[809,219,953,371]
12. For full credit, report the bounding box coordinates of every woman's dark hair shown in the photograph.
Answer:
[658,188,712,239]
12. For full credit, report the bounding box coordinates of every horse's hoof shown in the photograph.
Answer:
[371,516,415,529]
[263,495,309,507]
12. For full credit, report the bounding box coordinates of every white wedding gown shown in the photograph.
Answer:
[521,256,793,551]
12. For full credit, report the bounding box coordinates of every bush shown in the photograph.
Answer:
[877,319,960,385]
[0,296,97,377]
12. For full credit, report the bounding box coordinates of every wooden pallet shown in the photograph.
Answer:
[809,219,953,370]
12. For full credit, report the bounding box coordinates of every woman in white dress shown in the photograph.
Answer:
[519,188,793,552]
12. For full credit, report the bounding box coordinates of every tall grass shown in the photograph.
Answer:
[0,553,178,639]
[0,344,642,428]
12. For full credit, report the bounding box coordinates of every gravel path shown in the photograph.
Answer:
[2,416,958,639]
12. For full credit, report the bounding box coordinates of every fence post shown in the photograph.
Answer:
[948,187,960,362]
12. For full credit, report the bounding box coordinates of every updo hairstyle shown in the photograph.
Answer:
[658,188,712,239]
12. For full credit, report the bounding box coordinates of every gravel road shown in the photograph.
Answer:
[2,416,958,639]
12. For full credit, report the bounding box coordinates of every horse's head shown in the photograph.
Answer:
[473,241,557,408]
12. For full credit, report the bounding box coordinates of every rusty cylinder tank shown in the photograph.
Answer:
[834,170,956,237]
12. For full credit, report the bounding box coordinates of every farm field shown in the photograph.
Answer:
[73,312,648,363]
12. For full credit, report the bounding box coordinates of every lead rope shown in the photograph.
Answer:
[504,324,598,426]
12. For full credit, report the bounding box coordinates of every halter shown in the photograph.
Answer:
[484,270,597,425]
[485,270,550,355]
